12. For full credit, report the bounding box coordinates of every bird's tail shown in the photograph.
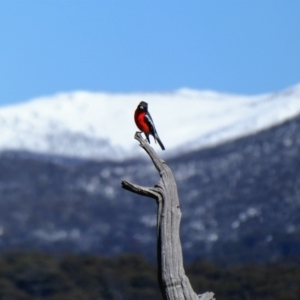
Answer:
[155,135,165,151]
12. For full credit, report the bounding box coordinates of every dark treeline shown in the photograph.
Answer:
[0,252,299,300]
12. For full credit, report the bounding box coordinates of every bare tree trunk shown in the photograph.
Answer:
[121,132,215,300]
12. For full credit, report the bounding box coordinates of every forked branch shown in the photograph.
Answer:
[121,132,215,300]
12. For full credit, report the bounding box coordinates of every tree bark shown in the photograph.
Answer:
[121,132,215,300]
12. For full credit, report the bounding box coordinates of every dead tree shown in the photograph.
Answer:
[121,132,215,300]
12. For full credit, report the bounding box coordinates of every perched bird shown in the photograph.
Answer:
[134,101,165,150]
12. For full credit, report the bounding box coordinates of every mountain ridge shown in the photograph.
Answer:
[0,84,300,160]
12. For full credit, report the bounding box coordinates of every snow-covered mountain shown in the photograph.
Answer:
[1,84,300,264]
[0,84,300,160]
[1,110,300,264]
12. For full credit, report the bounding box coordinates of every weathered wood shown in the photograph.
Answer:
[121,132,215,300]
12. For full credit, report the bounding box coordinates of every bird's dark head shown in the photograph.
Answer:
[137,101,148,111]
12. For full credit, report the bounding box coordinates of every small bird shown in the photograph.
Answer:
[134,101,165,150]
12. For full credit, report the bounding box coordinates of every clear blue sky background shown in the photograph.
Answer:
[1,1,300,106]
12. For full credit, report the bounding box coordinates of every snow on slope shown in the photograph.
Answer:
[0,84,300,161]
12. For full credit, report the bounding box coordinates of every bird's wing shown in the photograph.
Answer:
[145,112,157,136]
[145,112,165,150]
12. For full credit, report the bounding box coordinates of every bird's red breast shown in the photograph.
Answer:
[134,110,150,134]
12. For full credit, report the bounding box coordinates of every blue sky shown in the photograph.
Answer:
[0,1,300,106]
